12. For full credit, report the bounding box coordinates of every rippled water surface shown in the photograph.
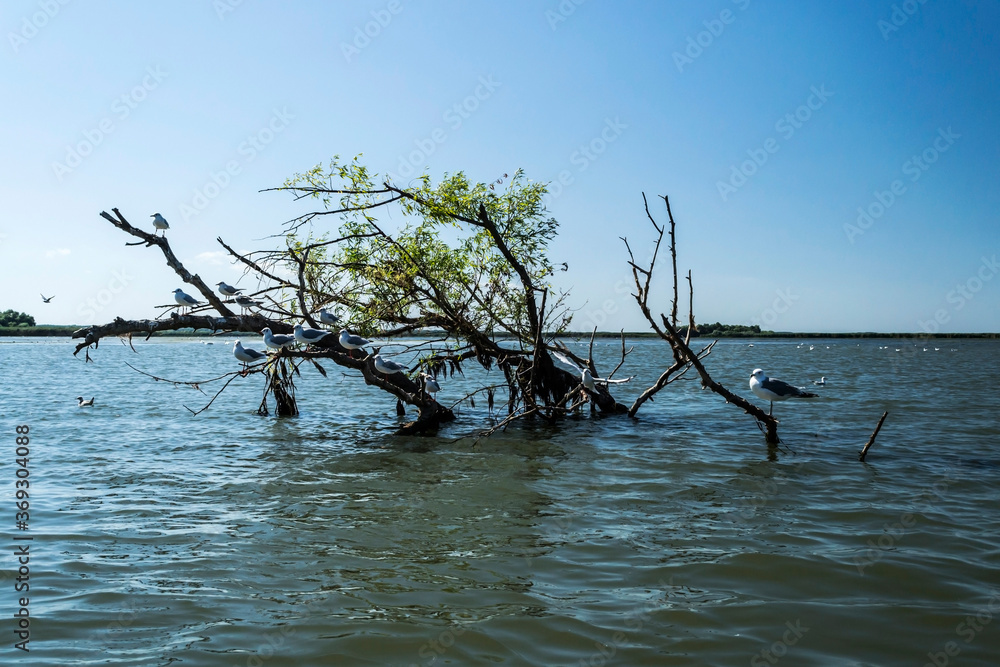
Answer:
[2,336,999,666]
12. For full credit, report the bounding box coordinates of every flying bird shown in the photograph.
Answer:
[319,308,341,325]
[373,354,408,376]
[151,213,169,235]
[76,396,95,407]
[261,327,296,350]
[172,288,202,313]
[293,323,333,346]
[233,340,266,367]
[41,294,54,303]
[216,281,244,297]
[749,368,818,416]
[339,329,371,357]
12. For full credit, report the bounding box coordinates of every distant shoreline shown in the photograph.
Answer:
[3,326,998,339]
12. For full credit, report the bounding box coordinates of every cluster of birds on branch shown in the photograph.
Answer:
[154,212,442,398]
[77,214,829,416]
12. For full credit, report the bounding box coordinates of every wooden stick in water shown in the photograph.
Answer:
[859,411,889,462]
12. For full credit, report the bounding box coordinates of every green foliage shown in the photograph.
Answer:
[680,322,770,337]
[0,309,35,327]
[282,157,564,341]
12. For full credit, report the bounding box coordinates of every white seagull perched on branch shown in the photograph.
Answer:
[216,281,244,297]
[294,323,333,346]
[550,350,631,389]
[374,354,408,376]
[319,308,341,325]
[339,329,371,357]
[749,368,818,416]
[233,340,266,367]
[173,288,201,313]
[420,372,441,394]
[151,213,169,235]
[261,327,296,350]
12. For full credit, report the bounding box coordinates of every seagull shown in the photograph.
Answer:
[294,323,333,346]
[40,293,54,303]
[420,372,441,394]
[173,288,202,313]
[812,376,827,386]
[151,213,169,235]
[749,368,818,416]
[373,354,408,376]
[216,281,244,297]
[234,295,260,313]
[319,308,341,325]
[76,396,95,407]
[550,349,631,387]
[261,327,296,350]
[339,329,371,357]
[233,340,266,367]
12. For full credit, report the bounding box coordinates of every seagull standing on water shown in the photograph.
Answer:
[373,354,408,376]
[294,323,333,346]
[319,308,341,325]
[261,327,296,350]
[813,376,827,386]
[750,368,818,416]
[233,340,266,368]
[339,329,371,357]
[151,213,169,236]
[216,282,244,297]
[173,288,202,314]
[76,396,95,407]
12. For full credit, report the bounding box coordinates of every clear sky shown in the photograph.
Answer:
[2,0,998,332]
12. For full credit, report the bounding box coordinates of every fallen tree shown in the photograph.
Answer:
[71,158,795,443]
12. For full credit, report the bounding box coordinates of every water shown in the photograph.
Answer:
[1,336,998,666]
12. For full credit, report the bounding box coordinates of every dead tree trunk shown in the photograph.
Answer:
[623,194,780,444]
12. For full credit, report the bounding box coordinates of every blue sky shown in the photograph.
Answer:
[2,0,997,332]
